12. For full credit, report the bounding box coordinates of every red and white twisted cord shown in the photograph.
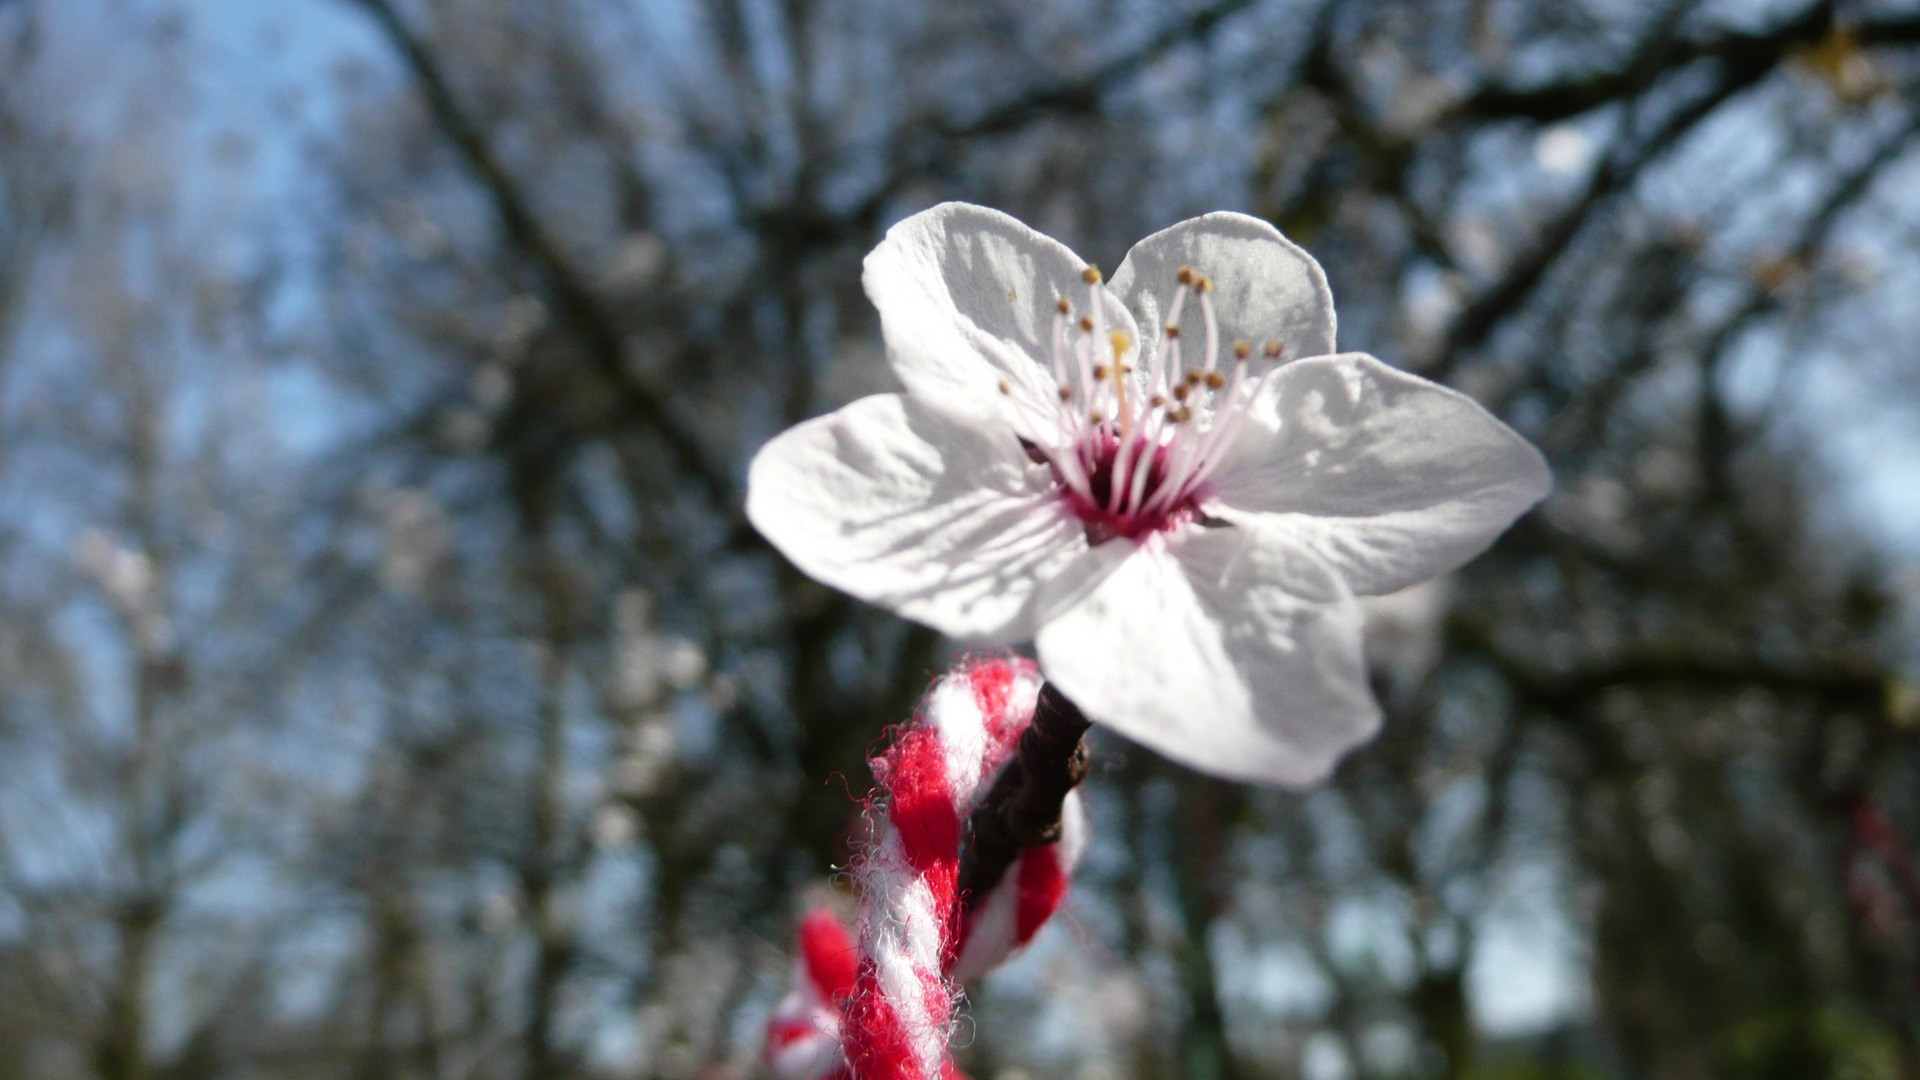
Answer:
[764,658,1087,1080]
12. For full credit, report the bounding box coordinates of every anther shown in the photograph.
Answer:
[1093,364,1109,380]
[1263,341,1283,358]
[1232,341,1252,360]
[1081,266,1102,285]
[1150,394,1166,407]
[1165,324,1180,338]
[1172,406,1192,423]
[1176,266,1194,285]
[1056,297,1072,314]
[1185,370,1203,386]
[1193,276,1212,293]
[1089,411,1104,424]
[1206,372,1225,389]
[1173,384,1190,402]
[1078,317,1094,333]
[1058,385,1073,401]
[998,379,1011,395]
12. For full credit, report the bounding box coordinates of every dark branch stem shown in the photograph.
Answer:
[956,683,1093,916]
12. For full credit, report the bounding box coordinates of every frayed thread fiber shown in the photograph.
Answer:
[765,658,1086,1080]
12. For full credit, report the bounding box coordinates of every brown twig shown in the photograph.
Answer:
[956,682,1093,917]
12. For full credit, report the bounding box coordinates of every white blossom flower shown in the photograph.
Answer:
[747,203,1550,785]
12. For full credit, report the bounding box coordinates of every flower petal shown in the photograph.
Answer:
[1109,212,1336,377]
[863,202,1138,423]
[1209,353,1551,597]
[1035,524,1378,787]
[746,392,1088,643]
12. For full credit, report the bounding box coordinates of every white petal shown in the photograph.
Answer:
[1109,212,1336,377]
[746,393,1087,643]
[863,202,1138,423]
[1035,524,1378,787]
[1209,353,1551,597]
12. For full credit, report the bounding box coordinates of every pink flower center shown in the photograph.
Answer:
[1051,431,1200,546]
[999,265,1285,547]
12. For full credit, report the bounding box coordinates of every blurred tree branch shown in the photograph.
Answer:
[1435,53,1781,378]
[815,0,1270,244]
[1462,1,1920,122]
[346,0,739,512]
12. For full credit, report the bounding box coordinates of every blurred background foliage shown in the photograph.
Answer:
[1,0,1918,1078]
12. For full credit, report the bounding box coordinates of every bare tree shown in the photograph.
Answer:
[0,1,1915,1078]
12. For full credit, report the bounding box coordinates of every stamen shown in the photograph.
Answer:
[1187,373,1260,489]
[1198,286,1220,377]
[1125,433,1155,512]
[1107,328,1136,499]
[1000,380,1074,453]
[1125,387,1172,515]
[1156,278,1190,396]
[1263,340,1283,359]
[1166,349,1260,509]
[1074,314,1096,419]
[1144,416,1200,515]
[1149,338,1233,517]
[1048,428,1092,496]
[1086,268,1106,421]
[1106,439,1130,512]
[1050,303,1071,388]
